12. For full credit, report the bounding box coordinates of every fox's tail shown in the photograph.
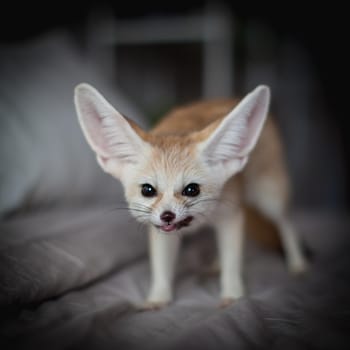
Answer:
[244,204,283,253]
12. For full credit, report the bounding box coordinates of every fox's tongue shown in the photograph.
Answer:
[160,224,177,232]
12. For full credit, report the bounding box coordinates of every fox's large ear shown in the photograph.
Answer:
[198,85,270,177]
[74,83,149,178]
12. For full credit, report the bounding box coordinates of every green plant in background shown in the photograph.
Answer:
[147,101,175,127]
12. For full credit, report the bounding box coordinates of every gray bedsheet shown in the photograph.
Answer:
[1,206,349,350]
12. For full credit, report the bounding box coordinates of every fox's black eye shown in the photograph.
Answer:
[182,183,200,197]
[141,184,157,197]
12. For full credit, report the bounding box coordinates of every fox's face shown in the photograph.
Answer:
[74,84,269,233]
[121,140,224,232]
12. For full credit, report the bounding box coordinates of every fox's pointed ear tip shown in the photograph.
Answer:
[254,85,271,97]
[74,83,95,96]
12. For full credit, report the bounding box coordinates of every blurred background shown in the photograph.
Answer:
[0,0,348,215]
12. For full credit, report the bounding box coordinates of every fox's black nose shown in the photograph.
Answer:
[160,211,176,223]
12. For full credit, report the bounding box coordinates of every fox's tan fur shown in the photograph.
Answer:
[74,84,308,309]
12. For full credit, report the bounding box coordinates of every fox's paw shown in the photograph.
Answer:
[289,258,309,276]
[219,297,235,308]
[140,285,172,311]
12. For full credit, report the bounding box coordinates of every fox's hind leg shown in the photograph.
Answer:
[245,174,308,274]
[273,210,308,274]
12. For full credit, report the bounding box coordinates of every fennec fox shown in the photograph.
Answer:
[74,84,307,309]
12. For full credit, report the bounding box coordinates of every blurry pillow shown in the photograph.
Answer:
[0,30,146,215]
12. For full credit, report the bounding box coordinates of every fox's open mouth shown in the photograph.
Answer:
[158,216,193,232]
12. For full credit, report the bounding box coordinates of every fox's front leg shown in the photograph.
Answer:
[215,209,245,307]
[142,226,181,310]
